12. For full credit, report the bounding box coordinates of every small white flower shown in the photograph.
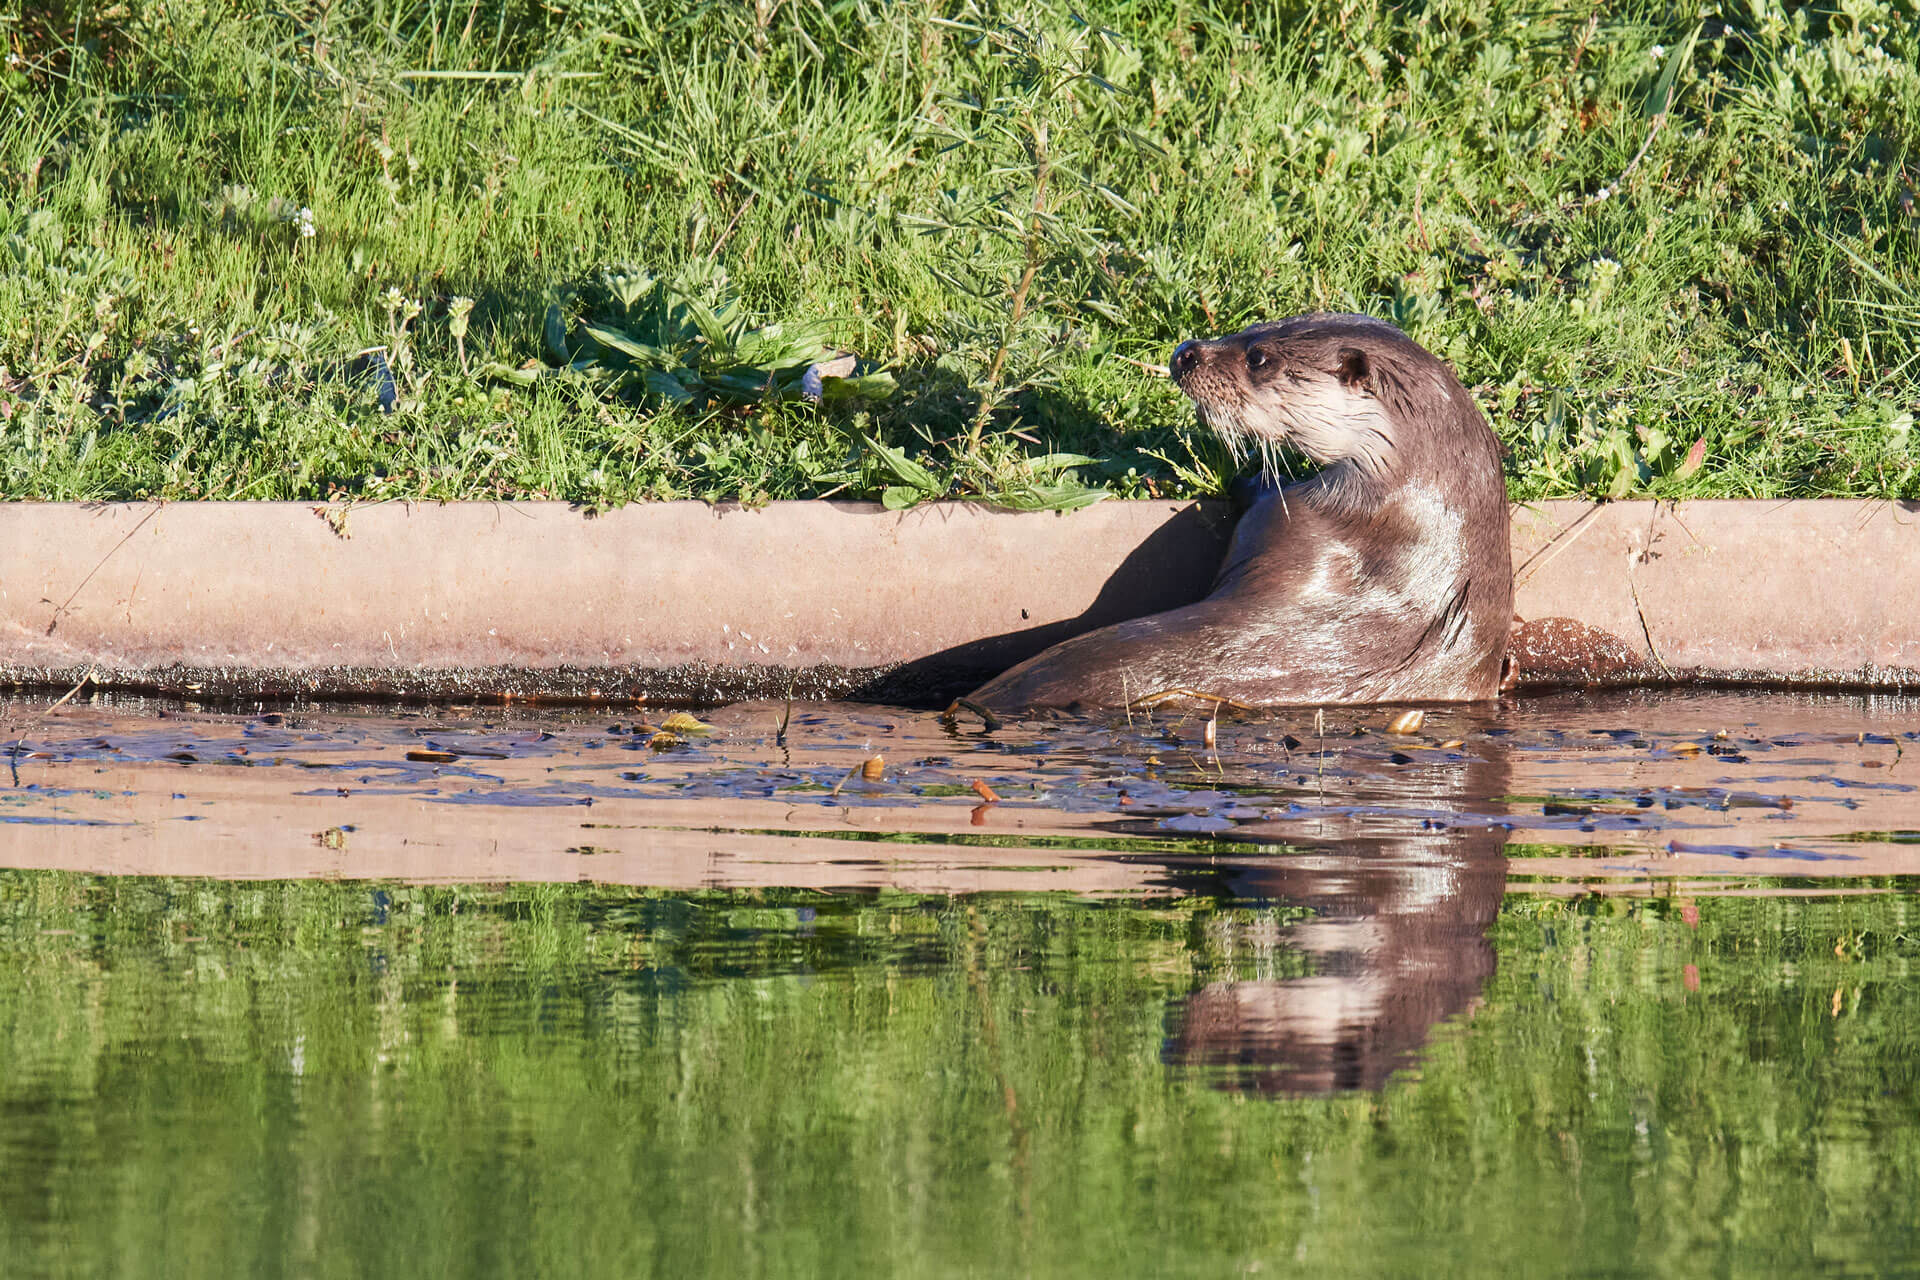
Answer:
[296,207,316,237]
[1649,45,1666,61]
[1594,185,1613,202]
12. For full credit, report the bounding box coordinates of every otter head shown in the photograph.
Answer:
[1169,313,1477,493]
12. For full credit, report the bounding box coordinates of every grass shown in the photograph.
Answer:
[1,0,1917,507]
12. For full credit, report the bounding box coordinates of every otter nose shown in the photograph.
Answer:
[1170,341,1199,380]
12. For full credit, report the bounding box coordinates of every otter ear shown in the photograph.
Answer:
[1335,347,1371,392]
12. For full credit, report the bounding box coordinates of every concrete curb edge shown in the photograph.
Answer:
[4,498,1917,704]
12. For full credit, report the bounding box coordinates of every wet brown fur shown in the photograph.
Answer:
[971,314,1512,710]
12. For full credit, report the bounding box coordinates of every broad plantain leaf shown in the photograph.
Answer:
[478,360,541,386]
[544,303,571,363]
[1023,452,1099,474]
[880,485,932,510]
[864,435,942,493]
[583,321,672,368]
[642,368,695,404]
[986,481,1108,512]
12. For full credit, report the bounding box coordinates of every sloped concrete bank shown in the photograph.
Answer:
[3,499,1916,705]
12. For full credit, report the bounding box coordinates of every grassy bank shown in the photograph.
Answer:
[2,0,1917,507]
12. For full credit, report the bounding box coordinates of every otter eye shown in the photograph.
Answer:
[1246,348,1271,371]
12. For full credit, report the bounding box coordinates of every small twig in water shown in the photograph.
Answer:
[944,697,1002,732]
[1129,687,1254,712]
[9,665,97,786]
[1314,707,1327,815]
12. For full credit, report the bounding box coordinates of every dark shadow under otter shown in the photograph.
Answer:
[849,501,1235,705]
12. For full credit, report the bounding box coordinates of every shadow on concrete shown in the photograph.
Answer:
[850,499,1236,706]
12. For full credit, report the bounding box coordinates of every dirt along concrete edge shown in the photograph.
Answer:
[2,498,1917,705]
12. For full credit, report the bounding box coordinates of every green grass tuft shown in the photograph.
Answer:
[2,0,1917,505]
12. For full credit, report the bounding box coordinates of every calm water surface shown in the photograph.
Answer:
[2,689,1918,1277]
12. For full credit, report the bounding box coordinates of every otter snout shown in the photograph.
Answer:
[1168,334,1256,450]
[1170,340,1201,381]
[1168,336,1233,410]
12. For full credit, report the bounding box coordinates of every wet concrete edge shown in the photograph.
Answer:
[4,498,1918,705]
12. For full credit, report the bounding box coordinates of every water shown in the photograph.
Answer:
[2,689,1918,1277]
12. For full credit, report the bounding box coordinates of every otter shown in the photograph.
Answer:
[970,313,1512,710]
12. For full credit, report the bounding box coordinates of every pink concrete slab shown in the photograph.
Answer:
[1509,499,1920,686]
[2,498,1916,702]
[1,499,1233,701]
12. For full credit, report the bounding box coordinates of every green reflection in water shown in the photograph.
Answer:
[0,872,1916,1278]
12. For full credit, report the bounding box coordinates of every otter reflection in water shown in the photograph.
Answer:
[1152,734,1510,1095]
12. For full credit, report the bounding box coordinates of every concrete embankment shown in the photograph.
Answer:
[3,499,1916,704]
